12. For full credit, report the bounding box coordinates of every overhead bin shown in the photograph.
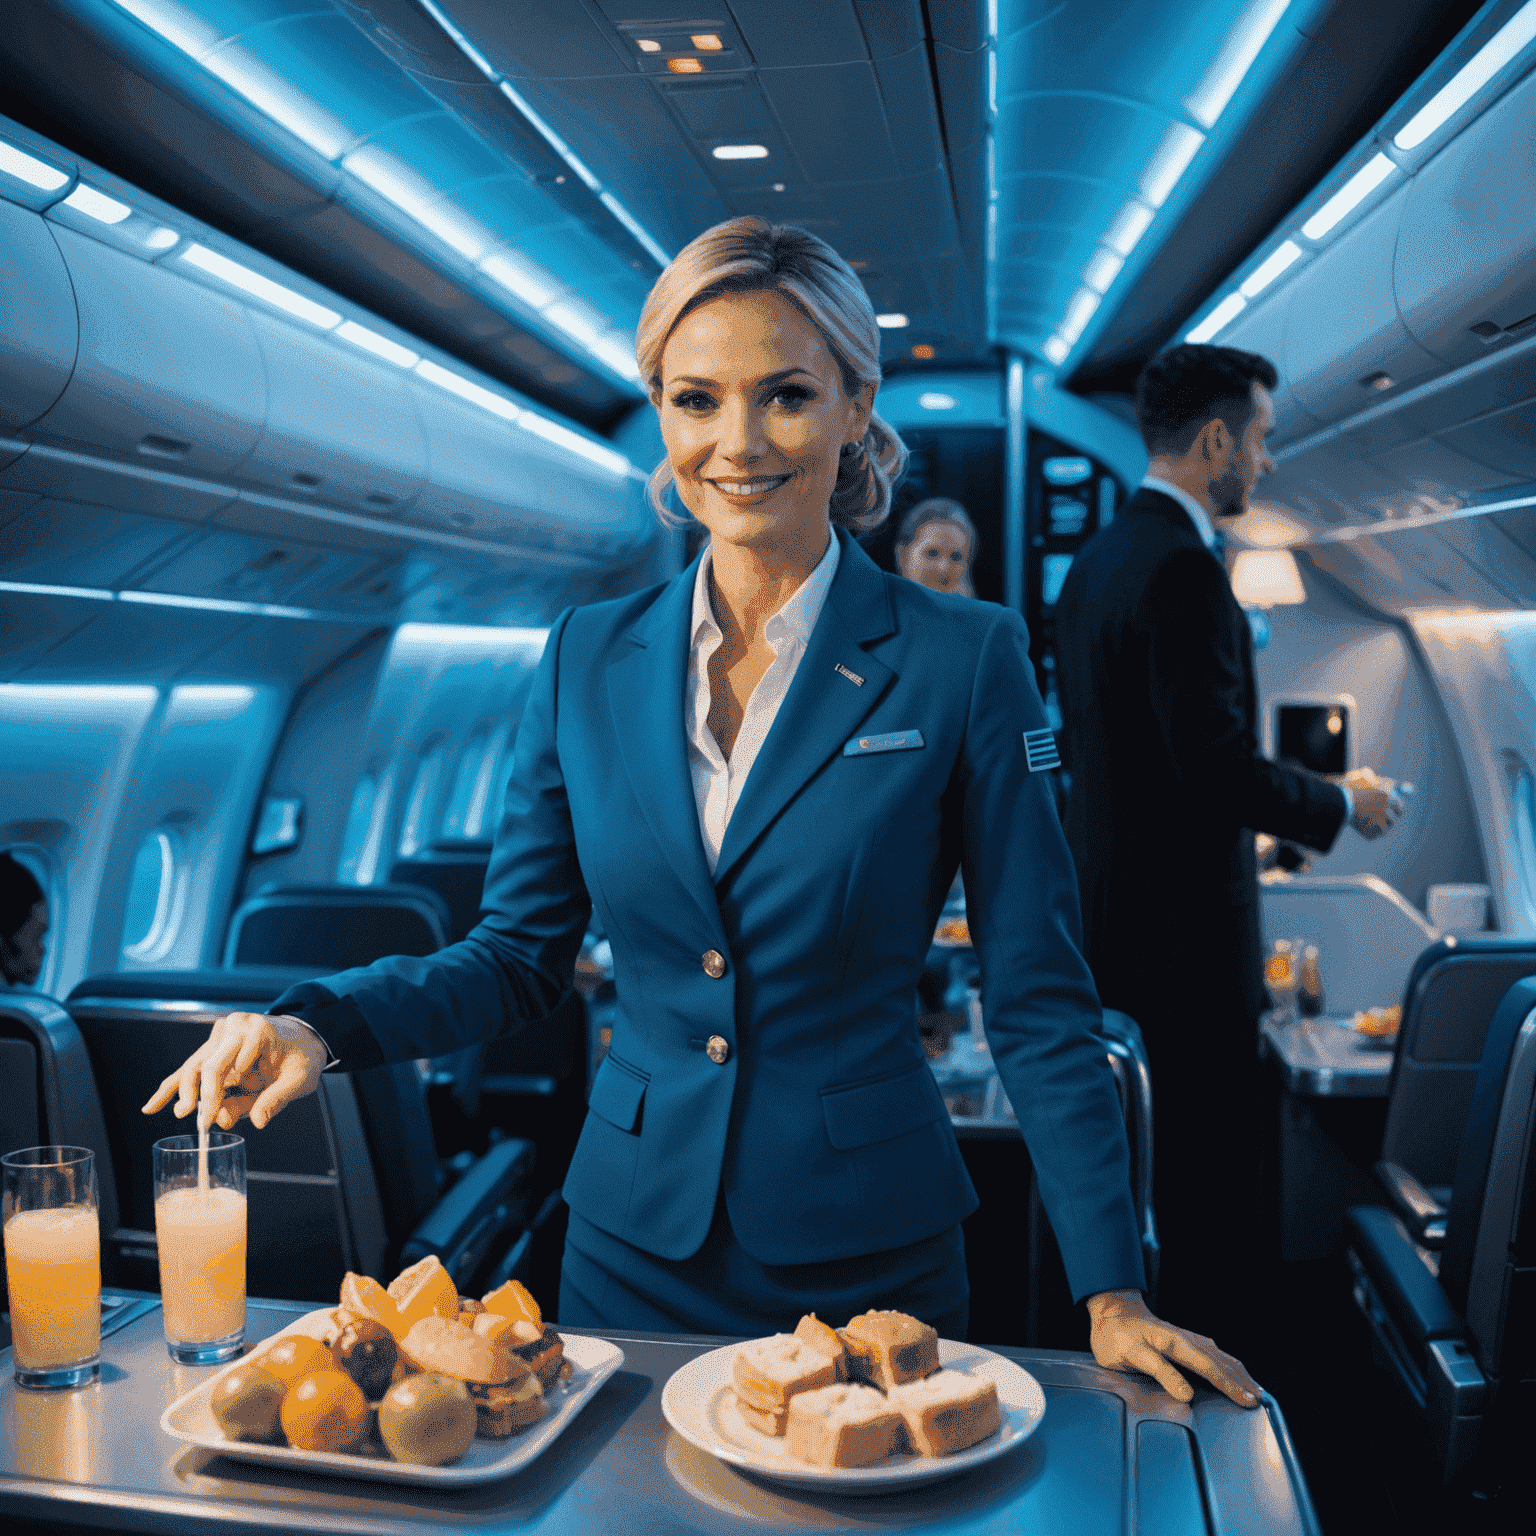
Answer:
[1396,68,1536,372]
[408,380,648,557]
[1210,287,1319,448]
[237,308,427,515]
[29,225,266,479]
[0,201,77,439]
[1282,192,1440,428]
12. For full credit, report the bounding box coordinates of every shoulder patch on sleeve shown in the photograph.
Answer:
[1022,727,1061,773]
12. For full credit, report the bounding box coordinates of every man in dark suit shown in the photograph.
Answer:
[1054,344,1400,1338]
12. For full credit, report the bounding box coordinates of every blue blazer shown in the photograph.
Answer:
[276,530,1144,1303]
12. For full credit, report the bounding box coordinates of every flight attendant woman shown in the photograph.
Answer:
[147,218,1259,1407]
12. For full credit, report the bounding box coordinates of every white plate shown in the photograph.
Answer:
[660,1338,1045,1493]
[161,1309,625,1488]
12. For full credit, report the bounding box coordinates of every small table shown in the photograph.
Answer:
[1,1293,1320,1535]
[1259,1015,1394,1261]
[1259,1015,1394,1098]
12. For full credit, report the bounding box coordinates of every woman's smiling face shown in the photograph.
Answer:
[656,288,871,554]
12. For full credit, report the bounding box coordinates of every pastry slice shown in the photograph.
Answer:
[793,1313,847,1380]
[471,1374,545,1437]
[732,1393,789,1437]
[731,1334,839,1415]
[889,1369,1001,1457]
[784,1383,905,1468]
[838,1310,939,1391]
[509,1322,566,1388]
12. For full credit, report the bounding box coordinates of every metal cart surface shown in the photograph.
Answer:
[1,1293,1319,1535]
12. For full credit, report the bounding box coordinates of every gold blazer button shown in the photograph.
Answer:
[706,1035,731,1064]
[701,949,727,979]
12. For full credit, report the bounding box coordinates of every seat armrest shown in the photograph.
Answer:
[1375,1160,1449,1248]
[400,1138,536,1286]
[1346,1205,1465,1358]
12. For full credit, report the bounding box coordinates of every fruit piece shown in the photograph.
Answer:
[378,1373,476,1465]
[471,1312,519,1346]
[400,1315,523,1385]
[335,1317,399,1401]
[387,1255,459,1329]
[340,1272,408,1343]
[458,1297,486,1317]
[482,1279,541,1331]
[253,1335,336,1391]
[280,1369,371,1453]
[211,1365,285,1443]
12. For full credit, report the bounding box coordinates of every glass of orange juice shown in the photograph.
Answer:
[152,1131,247,1365]
[2,1145,101,1389]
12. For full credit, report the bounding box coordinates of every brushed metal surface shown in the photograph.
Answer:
[0,1300,1318,1533]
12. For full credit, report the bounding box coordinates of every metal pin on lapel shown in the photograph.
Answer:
[834,662,865,686]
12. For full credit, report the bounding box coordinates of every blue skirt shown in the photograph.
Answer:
[558,1192,969,1339]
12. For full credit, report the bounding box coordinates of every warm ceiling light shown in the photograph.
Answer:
[911,344,936,360]
[637,39,661,52]
[711,144,768,159]
[1230,549,1306,607]
[1362,371,1395,391]
[875,313,908,328]
[668,57,704,73]
[691,34,723,50]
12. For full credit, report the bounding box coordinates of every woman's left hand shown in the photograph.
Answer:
[1085,1289,1261,1408]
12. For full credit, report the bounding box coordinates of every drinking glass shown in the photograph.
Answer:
[152,1132,247,1364]
[2,1146,101,1389]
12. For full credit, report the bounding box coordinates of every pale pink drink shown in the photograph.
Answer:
[152,1132,246,1364]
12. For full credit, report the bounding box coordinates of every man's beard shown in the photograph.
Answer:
[1207,466,1246,519]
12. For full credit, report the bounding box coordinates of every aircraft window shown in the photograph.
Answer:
[121,829,179,962]
[443,721,511,842]
[398,743,447,858]
[1,844,57,993]
[336,769,394,885]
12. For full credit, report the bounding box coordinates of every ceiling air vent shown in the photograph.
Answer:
[1469,320,1503,340]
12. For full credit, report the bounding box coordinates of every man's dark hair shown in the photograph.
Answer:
[1135,344,1279,456]
[0,851,44,940]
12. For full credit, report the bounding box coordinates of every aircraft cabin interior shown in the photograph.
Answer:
[2,2,1535,1533]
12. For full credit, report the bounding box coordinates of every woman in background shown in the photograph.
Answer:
[0,852,48,988]
[896,498,976,597]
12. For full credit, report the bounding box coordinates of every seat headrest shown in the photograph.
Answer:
[67,966,333,1008]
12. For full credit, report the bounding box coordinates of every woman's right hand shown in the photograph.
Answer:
[140,1012,327,1131]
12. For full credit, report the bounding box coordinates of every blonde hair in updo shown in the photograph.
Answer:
[636,216,907,532]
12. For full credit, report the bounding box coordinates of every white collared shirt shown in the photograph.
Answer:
[1141,474,1217,550]
[687,534,841,873]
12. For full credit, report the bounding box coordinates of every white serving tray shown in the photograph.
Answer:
[161,1308,624,1488]
[661,1338,1045,1494]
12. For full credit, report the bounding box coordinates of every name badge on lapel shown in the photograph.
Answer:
[843,729,925,757]
[1022,727,1061,772]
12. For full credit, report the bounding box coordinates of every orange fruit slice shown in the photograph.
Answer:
[482,1279,541,1331]
[252,1334,335,1391]
[340,1272,408,1343]
[280,1369,370,1453]
[388,1255,459,1329]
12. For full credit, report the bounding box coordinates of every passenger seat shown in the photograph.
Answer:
[1382,937,1536,1199]
[66,969,535,1302]
[1346,976,1536,1490]
[223,883,450,970]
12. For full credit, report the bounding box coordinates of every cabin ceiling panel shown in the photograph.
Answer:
[12,600,251,682]
[0,444,239,525]
[1433,514,1536,607]
[0,201,79,433]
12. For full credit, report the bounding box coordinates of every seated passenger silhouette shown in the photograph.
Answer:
[0,853,48,989]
